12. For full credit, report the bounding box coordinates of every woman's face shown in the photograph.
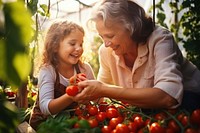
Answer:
[57,29,84,66]
[95,19,136,55]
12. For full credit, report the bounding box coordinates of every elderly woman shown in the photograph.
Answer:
[74,0,200,111]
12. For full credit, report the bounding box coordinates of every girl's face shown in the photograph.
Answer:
[57,29,84,66]
[95,19,136,56]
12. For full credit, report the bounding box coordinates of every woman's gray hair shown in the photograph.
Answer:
[89,0,154,43]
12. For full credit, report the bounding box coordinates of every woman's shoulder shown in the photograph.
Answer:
[152,25,173,37]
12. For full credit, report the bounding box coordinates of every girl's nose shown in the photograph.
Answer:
[75,46,82,51]
[105,41,112,47]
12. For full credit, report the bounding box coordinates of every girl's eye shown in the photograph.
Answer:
[69,42,76,46]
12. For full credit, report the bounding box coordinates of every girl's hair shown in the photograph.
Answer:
[38,20,85,70]
[89,0,154,44]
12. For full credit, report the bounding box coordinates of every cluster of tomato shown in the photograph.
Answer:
[70,101,200,133]
[65,73,86,96]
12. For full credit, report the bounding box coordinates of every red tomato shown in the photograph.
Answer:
[177,113,185,121]
[75,107,82,116]
[166,128,176,133]
[115,123,130,133]
[96,112,107,122]
[77,73,86,78]
[167,119,180,133]
[184,128,198,133]
[69,73,86,85]
[109,117,123,129]
[66,85,79,96]
[154,112,167,121]
[190,109,200,126]
[144,118,151,126]
[88,105,98,116]
[131,114,141,121]
[98,101,108,112]
[106,107,119,119]
[128,122,138,132]
[88,118,98,128]
[149,122,165,133]
[133,116,145,129]
[181,116,189,127]
[101,125,112,133]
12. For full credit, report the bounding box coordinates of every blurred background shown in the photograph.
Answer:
[0,0,199,132]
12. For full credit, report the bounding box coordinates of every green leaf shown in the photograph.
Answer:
[1,1,33,87]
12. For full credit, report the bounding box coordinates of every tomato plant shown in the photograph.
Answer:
[65,85,79,96]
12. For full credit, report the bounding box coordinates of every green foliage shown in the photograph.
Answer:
[150,0,200,69]
[0,100,19,133]
[0,1,33,87]
[180,0,200,69]
[37,115,101,133]
[88,36,102,77]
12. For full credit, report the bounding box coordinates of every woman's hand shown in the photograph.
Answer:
[73,80,104,103]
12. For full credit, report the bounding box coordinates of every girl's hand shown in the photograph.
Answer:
[69,73,87,85]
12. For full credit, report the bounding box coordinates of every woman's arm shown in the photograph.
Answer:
[74,80,178,109]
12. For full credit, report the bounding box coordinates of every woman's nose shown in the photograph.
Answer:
[105,41,112,47]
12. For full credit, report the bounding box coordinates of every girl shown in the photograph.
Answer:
[29,20,95,130]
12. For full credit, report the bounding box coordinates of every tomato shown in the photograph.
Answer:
[70,73,86,85]
[77,73,86,78]
[88,118,99,128]
[181,115,189,127]
[75,107,83,116]
[133,116,145,129]
[144,118,151,126]
[166,128,176,133]
[184,128,198,133]
[167,108,178,115]
[128,122,138,132]
[177,112,185,121]
[96,112,107,122]
[149,122,165,133]
[88,105,98,116]
[109,117,123,129]
[190,109,200,126]
[99,101,108,112]
[66,85,79,96]
[131,114,141,121]
[154,112,167,121]
[115,123,130,133]
[106,107,119,119]
[167,119,180,133]
[101,125,112,133]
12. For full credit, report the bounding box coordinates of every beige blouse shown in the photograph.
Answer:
[97,25,200,106]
